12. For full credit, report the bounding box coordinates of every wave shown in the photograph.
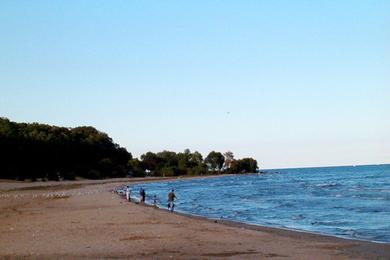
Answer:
[315,182,340,188]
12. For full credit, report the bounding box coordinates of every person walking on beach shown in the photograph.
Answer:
[153,195,157,207]
[125,186,131,202]
[140,188,146,203]
[167,189,176,212]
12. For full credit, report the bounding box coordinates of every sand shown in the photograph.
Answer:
[0,178,389,259]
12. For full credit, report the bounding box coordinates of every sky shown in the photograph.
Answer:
[1,0,389,168]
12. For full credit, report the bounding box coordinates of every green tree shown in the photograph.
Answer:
[0,118,131,180]
[188,165,207,176]
[223,151,234,170]
[189,151,203,166]
[140,152,159,171]
[229,158,258,173]
[205,151,225,172]
[159,166,177,177]
[156,150,177,168]
[176,150,190,174]
[128,158,145,177]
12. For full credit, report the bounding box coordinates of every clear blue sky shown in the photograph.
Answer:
[1,0,389,168]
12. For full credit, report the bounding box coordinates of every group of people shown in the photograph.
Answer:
[123,186,177,212]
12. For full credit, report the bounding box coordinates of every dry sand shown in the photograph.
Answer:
[0,178,389,259]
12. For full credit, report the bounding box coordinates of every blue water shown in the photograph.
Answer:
[128,164,390,243]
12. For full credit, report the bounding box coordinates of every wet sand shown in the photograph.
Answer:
[0,178,389,259]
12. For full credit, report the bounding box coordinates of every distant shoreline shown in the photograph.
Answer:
[262,163,390,171]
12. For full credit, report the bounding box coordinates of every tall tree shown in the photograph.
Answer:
[223,151,235,170]
[230,158,258,173]
[189,151,203,166]
[140,152,159,171]
[205,151,225,171]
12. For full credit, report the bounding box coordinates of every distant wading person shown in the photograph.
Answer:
[140,188,146,203]
[167,189,176,212]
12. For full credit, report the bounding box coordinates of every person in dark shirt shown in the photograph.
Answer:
[167,189,176,212]
[140,188,146,203]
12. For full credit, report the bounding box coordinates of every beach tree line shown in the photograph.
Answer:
[0,118,258,180]
[0,118,131,180]
[128,150,258,177]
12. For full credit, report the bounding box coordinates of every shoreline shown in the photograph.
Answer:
[122,178,390,257]
[127,194,390,246]
[166,205,389,245]
[121,176,390,245]
[1,178,390,259]
[169,209,389,245]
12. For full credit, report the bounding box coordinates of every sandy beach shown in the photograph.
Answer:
[1,178,389,259]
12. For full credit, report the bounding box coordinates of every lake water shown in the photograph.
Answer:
[127,164,390,243]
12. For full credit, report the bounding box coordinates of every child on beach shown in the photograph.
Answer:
[125,186,131,202]
[167,189,176,212]
[153,195,157,207]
